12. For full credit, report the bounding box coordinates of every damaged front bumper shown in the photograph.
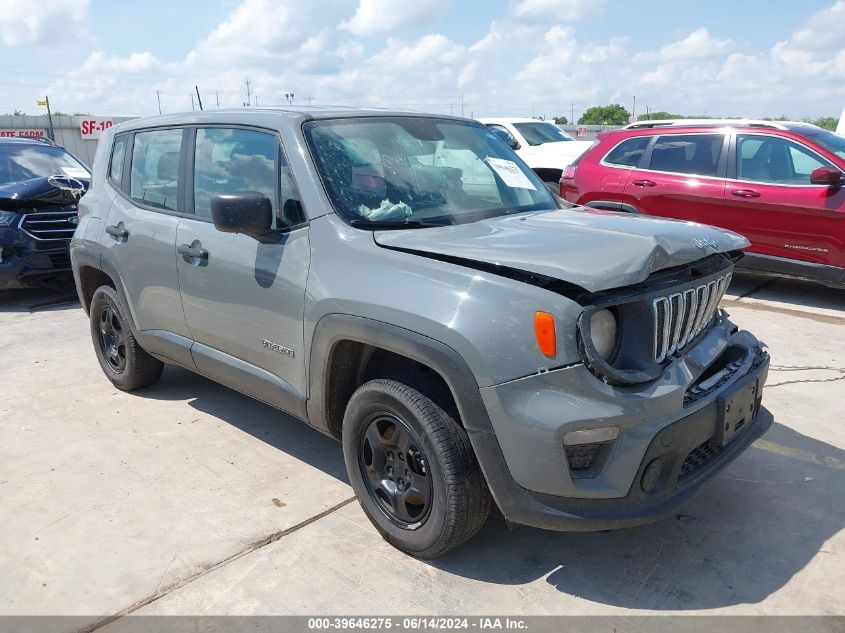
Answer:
[472,314,771,531]
[0,223,74,290]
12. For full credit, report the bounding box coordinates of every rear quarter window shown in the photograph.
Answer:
[603,136,651,167]
[109,135,128,189]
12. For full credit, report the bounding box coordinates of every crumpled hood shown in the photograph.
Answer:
[374,207,749,293]
[0,176,90,210]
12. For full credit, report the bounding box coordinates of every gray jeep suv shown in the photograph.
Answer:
[71,107,771,558]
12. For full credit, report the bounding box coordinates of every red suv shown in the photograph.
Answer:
[560,121,845,288]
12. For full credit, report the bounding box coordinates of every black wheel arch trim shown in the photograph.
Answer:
[306,313,533,520]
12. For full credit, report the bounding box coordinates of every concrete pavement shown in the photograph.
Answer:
[0,275,843,628]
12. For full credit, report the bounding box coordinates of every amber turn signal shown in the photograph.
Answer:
[534,311,556,357]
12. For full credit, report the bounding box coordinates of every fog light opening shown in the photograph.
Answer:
[641,457,664,493]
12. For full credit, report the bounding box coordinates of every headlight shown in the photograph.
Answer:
[589,308,618,360]
[0,211,17,226]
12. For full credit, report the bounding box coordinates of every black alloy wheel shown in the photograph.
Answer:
[359,413,432,527]
[97,303,127,373]
[342,377,492,557]
[88,285,164,391]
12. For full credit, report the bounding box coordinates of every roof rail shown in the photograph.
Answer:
[623,118,792,130]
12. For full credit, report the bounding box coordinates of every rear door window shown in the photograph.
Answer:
[736,134,835,184]
[603,137,651,167]
[129,129,184,211]
[647,134,724,177]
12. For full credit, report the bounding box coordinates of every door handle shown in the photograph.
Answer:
[731,189,761,198]
[631,179,657,187]
[105,223,129,239]
[177,240,208,263]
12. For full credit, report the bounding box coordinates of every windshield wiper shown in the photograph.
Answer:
[349,218,448,229]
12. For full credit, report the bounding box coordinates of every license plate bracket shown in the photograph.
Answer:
[716,373,760,446]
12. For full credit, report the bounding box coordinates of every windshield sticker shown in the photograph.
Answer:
[61,167,89,178]
[485,157,536,190]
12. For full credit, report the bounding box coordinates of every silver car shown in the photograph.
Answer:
[71,107,770,557]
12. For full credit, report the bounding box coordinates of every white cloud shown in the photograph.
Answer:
[26,0,845,120]
[633,28,731,64]
[787,0,844,52]
[509,0,605,22]
[340,0,448,36]
[0,0,90,46]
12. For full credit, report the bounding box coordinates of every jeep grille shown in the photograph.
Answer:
[652,272,731,363]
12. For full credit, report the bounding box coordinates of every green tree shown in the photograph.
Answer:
[637,111,682,121]
[554,115,568,124]
[810,116,837,131]
[578,104,630,126]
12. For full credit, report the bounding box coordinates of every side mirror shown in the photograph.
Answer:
[810,166,844,186]
[211,192,273,239]
[490,127,521,151]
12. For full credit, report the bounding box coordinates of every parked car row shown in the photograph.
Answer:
[0,137,90,290]
[66,107,770,558]
[559,119,845,288]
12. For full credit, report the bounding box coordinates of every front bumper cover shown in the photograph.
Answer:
[471,318,771,531]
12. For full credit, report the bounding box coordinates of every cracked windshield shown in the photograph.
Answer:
[304,117,555,226]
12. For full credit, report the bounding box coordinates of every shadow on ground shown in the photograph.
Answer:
[0,287,79,313]
[140,365,348,483]
[729,271,845,313]
[135,366,844,611]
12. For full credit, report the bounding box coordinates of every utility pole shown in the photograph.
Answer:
[631,95,636,123]
[155,90,162,115]
[190,93,196,111]
[460,93,464,118]
[571,102,574,125]
[215,90,220,110]
[45,95,54,142]
[255,95,259,106]
[195,86,203,111]
[244,77,252,107]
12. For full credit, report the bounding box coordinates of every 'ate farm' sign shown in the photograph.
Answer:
[0,128,47,138]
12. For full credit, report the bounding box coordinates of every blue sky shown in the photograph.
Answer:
[1,0,843,120]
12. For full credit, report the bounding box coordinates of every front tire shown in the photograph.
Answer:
[89,285,163,391]
[342,377,491,558]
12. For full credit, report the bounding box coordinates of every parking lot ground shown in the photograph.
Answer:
[1,275,843,628]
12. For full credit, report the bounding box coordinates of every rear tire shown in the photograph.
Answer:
[342,377,491,558]
[89,285,163,391]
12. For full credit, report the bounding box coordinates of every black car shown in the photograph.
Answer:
[0,137,90,290]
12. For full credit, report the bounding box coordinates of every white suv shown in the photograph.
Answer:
[479,117,593,184]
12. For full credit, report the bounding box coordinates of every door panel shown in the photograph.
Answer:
[721,134,845,267]
[176,220,310,395]
[102,128,189,338]
[176,126,310,397]
[721,184,845,266]
[103,195,187,335]
[622,133,728,226]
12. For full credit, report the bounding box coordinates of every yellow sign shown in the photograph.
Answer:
[36,99,47,106]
